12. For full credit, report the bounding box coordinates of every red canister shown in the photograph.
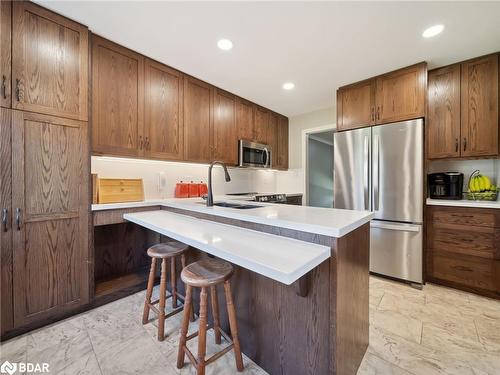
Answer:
[174,181,189,198]
[198,182,208,197]
[188,181,199,197]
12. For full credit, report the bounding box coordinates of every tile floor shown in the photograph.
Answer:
[1,276,499,375]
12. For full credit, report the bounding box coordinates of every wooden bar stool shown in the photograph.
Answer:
[177,258,244,375]
[142,241,194,341]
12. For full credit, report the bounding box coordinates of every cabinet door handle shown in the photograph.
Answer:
[455,138,459,153]
[15,78,21,102]
[145,137,150,150]
[463,137,467,152]
[15,208,21,231]
[2,208,7,232]
[376,106,380,121]
[139,136,143,150]
[1,75,6,99]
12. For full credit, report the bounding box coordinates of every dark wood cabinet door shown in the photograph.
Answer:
[461,54,499,157]
[184,76,212,162]
[267,112,279,167]
[144,59,183,160]
[91,35,144,157]
[276,115,289,170]
[427,65,461,159]
[254,106,269,144]
[11,111,89,327]
[212,89,237,165]
[375,63,426,124]
[0,1,11,108]
[337,80,375,131]
[12,2,88,120]
[236,97,254,142]
[0,108,13,334]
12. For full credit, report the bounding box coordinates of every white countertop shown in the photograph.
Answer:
[124,210,331,285]
[426,198,500,209]
[93,197,373,238]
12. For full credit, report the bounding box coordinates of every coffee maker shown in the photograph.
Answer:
[428,172,464,200]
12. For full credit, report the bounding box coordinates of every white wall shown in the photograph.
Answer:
[92,156,280,199]
[288,106,336,169]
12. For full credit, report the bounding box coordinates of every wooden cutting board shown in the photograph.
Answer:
[97,178,144,204]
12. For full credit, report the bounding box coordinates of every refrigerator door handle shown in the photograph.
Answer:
[363,135,369,210]
[373,135,380,211]
[370,221,421,233]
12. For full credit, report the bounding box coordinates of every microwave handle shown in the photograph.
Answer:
[263,147,269,166]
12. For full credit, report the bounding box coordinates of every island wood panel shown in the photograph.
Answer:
[1,108,13,334]
[91,35,144,157]
[11,111,89,327]
[93,222,159,282]
[427,65,461,159]
[460,54,499,157]
[236,97,254,142]
[276,115,289,170]
[183,76,212,162]
[12,2,88,120]
[161,206,369,374]
[93,206,161,226]
[0,1,11,108]
[375,62,426,124]
[254,106,269,145]
[212,88,238,165]
[336,79,375,131]
[144,59,184,160]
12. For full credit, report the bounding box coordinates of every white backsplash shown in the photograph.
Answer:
[428,159,500,187]
[91,156,303,199]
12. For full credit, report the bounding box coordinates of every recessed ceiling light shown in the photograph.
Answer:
[217,39,233,51]
[282,82,295,90]
[422,24,444,38]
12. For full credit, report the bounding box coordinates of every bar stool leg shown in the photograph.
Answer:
[171,256,178,308]
[177,285,192,369]
[197,287,209,375]
[181,254,195,322]
[210,286,222,345]
[224,281,244,371]
[158,258,168,341]
[142,258,156,324]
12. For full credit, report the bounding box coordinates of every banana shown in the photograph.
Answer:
[478,175,486,191]
[483,175,492,191]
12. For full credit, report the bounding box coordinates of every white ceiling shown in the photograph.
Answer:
[38,1,500,117]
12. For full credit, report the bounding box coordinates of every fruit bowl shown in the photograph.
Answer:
[465,170,499,201]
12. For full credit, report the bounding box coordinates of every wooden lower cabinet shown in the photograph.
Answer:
[2,110,90,331]
[426,206,500,299]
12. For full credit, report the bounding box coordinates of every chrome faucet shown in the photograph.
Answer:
[206,161,231,206]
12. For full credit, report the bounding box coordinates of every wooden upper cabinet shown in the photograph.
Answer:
[12,2,88,120]
[184,76,212,162]
[236,97,254,141]
[427,65,461,159]
[11,111,89,327]
[0,1,11,108]
[91,35,144,157]
[267,112,279,167]
[375,63,426,124]
[461,54,499,157]
[212,88,237,165]
[276,115,289,170]
[337,79,375,131]
[144,59,183,160]
[254,106,269,144]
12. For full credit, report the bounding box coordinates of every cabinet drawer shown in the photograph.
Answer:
[431,224,500,259]
[433,209,496,228]
[431,252,499,292]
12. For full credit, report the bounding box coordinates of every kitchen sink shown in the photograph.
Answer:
[198,202,261,209]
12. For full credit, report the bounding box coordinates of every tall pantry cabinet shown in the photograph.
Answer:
[1,1,90,336]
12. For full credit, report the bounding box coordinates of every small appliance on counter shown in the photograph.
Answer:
[428,172,463,200]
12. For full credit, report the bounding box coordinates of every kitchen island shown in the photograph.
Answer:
[106,198,373,375]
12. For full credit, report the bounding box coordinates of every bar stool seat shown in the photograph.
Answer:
[177,258,244,375]
[147,242,189,258]
[181,258,234,287]
[142,240,194,341]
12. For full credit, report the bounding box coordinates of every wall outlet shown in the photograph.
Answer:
[158,172,166,196]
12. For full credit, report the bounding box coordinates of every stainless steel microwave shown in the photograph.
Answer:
[238,140,272,168]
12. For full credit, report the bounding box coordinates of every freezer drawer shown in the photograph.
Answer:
[370,221,423,283]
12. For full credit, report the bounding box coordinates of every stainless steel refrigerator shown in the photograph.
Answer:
[334,119,424,284]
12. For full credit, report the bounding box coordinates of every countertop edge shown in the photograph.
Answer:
[426,198,500,209]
